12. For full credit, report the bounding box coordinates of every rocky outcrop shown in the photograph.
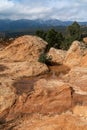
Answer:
[64,41,87,68]
[48,47,66,65]
[5,79,72,121]
[0,35,48,62]
[1,77,87,129]
[0,35,48,78]
[1,37,87,129]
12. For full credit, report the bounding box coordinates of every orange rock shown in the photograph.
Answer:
[64,41,87,68]
[0,35,49,78]
[63,67,87,105]
[0,61,48,78]
[13,113,87,130]
[64,67,87,91]
[22,79,72,114]
[1,37,87,129]
[80,53,87,67]
[48,47,66,65]
[0,35,48,62]
[73,105,87,117]
[83,37,87,44]
[6,79,72,121]
[0,82,16,119]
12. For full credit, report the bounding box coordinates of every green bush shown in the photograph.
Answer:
[38,52,52,65]
[67,21,81,41]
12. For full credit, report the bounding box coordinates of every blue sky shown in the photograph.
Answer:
[0,0,87,21]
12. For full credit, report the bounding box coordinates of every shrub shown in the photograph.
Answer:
[38,52,52,65]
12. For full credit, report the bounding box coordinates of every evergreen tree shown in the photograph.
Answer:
[67,21,81,41]
[36,30,46,40]
[46,29,57,48]
[55,32,65,49]
[61,21,82,50]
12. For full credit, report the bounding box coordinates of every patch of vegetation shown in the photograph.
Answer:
[38,52,52,65]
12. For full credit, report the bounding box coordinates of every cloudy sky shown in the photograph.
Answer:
[0,0,87,21]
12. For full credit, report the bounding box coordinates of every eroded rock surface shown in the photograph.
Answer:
[64,41,87,68]
[0,81,16,120]
[63,67,87,106]
[0,61,48,78]
[64,67,87,92]
[5,79,72,122]
[0,37,87,130]
[0,35,47,62]
[11,113,87,130]
[0,35,48,78]
[48,47,66,65]
[80,53,87,67]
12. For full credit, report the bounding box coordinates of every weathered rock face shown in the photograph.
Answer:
[5,79,72,121]
[0,35,48,62]
[0,61,48,78]
[80,53,87,67]
[63,67,87,106]
[64,67,87,91]
[48,47,66,65]
[0,35,48,78]
[22,79,72,114]
[64,41,87,68]
[13,113,87,130]
[0,35,49,125]
[1,38,87,130]
[0,82,16,119]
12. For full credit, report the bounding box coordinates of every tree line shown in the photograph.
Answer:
[36,21,82,51]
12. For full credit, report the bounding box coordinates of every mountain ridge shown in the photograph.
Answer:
[0,19,87,32]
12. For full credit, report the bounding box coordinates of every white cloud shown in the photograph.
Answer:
[0,0,86,21]
[0,0,14,11]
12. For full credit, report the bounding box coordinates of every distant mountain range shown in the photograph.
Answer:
[0,19,87,32]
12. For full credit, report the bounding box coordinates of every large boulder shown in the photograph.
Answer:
[64,41,87,68]
[0,35,48,62]
[48,47,66,65]
[0,35,49,78]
